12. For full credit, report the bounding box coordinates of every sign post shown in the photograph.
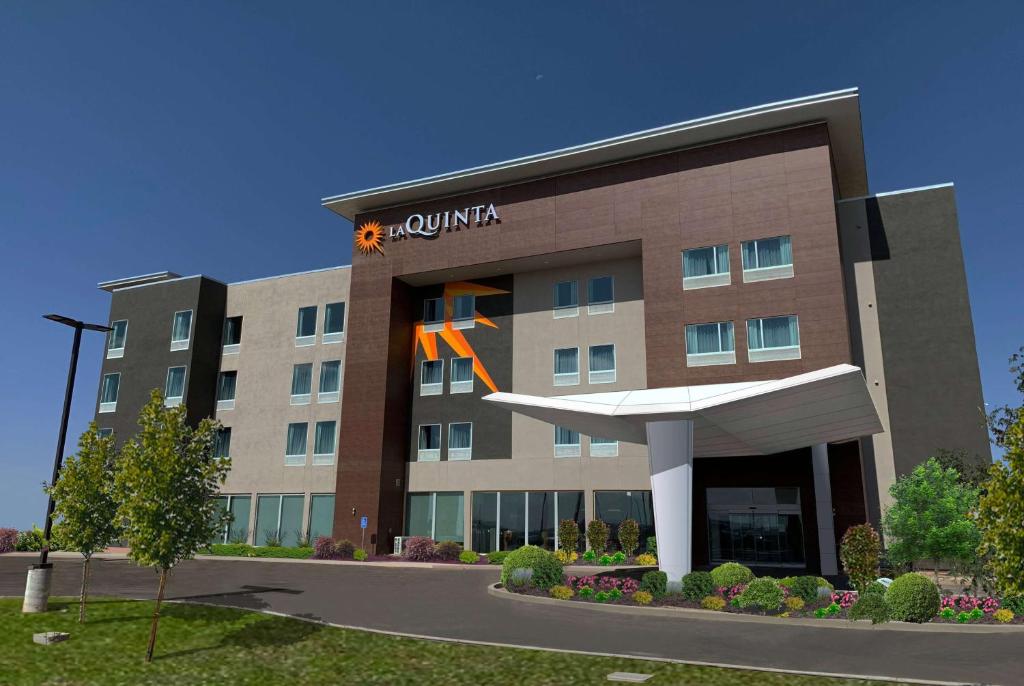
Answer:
[360,516,368,552]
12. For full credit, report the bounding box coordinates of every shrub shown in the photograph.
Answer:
[501,545,564,589]
[785,596,805,612]
[886,573,940,623]
[404,536,436,562]
[611,551,626,564]
[487,550,510,565]
[710,562,754,589]
[207,543,255,557]
[635,553,657,566]
[252,546,314,559]
[16,526,46,552]
[863,580,887,596]
[313,536,335,560]
[701,595,726,611]
[554,549,578,564]
[646,536,657,555]
[814,602,841,618]
[849,594,890,624]
[263,531,281,547]
[549,584,574,600]
[735,577,784,612]
[633,590,653,605]
[459,550,479,564]
[0,528,16,553]
[939,607,955,620]
[640,570,667,597]
[617,518,640,557]
[594,591,611,602]
[1002,595,1024,615]
[681,571,715,601]
[586,519,609,554]
[598,554,613,566]
[817,577,835,592]
[434,540,462,561]
[582,549,597,563]
[558,519,580,554]
[783,576,821,603]
[334,539,356,559]
[993,608,1014,623]
[353,548,368,561]
[840,523,881,593]
[507,568,533,589]
[578,586,594,598]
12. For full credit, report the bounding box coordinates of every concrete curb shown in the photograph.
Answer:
[488,584,1024,634]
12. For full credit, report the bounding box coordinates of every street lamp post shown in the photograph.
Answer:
[22,314,111,614]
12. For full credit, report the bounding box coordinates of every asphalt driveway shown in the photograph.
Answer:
[2,554,1020,685]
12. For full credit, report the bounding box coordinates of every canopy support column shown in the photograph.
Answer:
[646,419,693,582]
[812,443,839,576]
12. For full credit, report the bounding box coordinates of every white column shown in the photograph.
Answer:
[646,419,693,582]
[812,443,839,576]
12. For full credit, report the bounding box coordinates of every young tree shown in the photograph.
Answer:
[46,424,121,623]
[882,457,980,580]
[115,391,230,662]
[977,347,1024,597]
[839,523,881,592]
[933,448,991,489]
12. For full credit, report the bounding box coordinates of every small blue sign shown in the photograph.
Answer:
[360,516,368,529]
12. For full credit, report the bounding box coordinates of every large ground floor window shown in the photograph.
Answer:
[406,492,464,543]
[211,494,251,544]
[308,494,335,541]
[255,494,304,547]
[707,487,804,566]
[472,491,585,552]
[594,490,655,552]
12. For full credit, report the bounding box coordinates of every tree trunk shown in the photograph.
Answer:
[79,556,91,623]
[145,569,168,663]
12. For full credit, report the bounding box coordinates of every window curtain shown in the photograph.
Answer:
[101,374,119,403]
[218,372,236,400]
[324,302,345,334]
[286,423,307,455]
[314,421,336,454]
[451,357,473,382]
[750,316,798,349]
[419,425,440,450]
[165,368,185,398]
[687,323,732,354]
[553,281,578,308]
[291,364,312,395]
[109,321,127,349]
[685,246,727,277]
[744,236,792,269]
[554,348,578,374]
[555,426,579,446]
[422,360,442,384]
[214,428,231,458]
[453,295,475,320]
[589,344,615,371]
[319,361,341,392]
[223,317,242,345]
[449,423,472,449]
[588,276,613,303]
[296,306,316,337]
[172,311,192,341]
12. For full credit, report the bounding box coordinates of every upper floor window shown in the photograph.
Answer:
[450,357,474,394]
[420,359,443,396]
[99,373,120,413]
[318,360,341,403]
[222,316,242,354]
[285,422,308,466]
[107,320,127,359]
[588,344,616,384]
[590,436,619,457]
[682,245,730,290]
[553,347,580,386]
[97,427,114,438]
[587,276,614,315]
[554,426,581,458]
[214,427,231,458]
[741,235,793,282]
[313,420,337,465]
[423,298,444,332]
[323,302,346,344]
[685,321,736,367]
[170,310,193,351]
[417,424,441,462]
[165,366,186,407]
[747,315,801,362]
[290,363,313,405]
[296,306,317,346]
[216,371,237,410]
[452,294,475,329]
[448,422,473,461]
[553,280,579,318]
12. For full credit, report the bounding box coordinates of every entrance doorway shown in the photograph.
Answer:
[707,487,805,566]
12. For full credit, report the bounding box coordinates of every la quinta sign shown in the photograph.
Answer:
[387,203,500,240]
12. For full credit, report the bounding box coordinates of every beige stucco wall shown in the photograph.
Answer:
[217,267,350,541]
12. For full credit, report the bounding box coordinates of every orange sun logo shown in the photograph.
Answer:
[355,220,385,256]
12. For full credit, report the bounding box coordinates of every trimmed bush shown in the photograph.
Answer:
[1001,595,1024,615]
[313,536,335,560]
[785,596,805,612]
[610,551,626,564]
[701,595,726,611]
[635,553,657,566]
[487,550,510,565]
[434,540,462,561]
[334,539,356,559]
[598,554,613,566]
[0,528,17,553]
[993,608,1014,623]
[558,519,580,554]
[633,590,653,605]
[886,572,940,623]
[507,568,533,589]
[681,571,715,601]
[735,577,784,612]
[639,570,668,597]
[617,518,640,558]
[586,519,609,555]
[404,536,436,562]
[785,575,822,603]
[849,593,891,624]
[646,536,657,555]
[816,577,834,592]
[500,545,564,589]
[207,544,314,559]
[16,526,47,552]
[549,585,573,600]
[251,546,314,559]
[353,548,368,561]
[207,544,255,557]
[710,562,754,589]
[582,549,597,563]
[554,549,577,564]
[840,523,881,593]
[459,550,479,564]
[863,580,887,596]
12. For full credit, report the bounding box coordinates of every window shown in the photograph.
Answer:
[106,320,127,359]
[323,302,345,343]
[587,276,614,314]
[590,436,618,457]
[553,347,579,386]
[222,316,242,353]
[255,494,303,547]
[685,321,736,367]
[594,490,655,553]
[588,344,616,384]
[747,315,801,362]
[553,280,578,318]
[450,357,474,394]
[554,426,581,458]
[214,427,231,458]
[295,306,317,346]
[682,244,730,290]
[164,366,186,407]
[452,294,475,329]
[448,422,472,460]
[285,423,308,466]
[417,424,441,462]
[313,421,337,465]
[407,492,464,544]
[420,359,443,396]
[97,427,113,438]
[212,494,251,544]
[171,310,193,351]
[707,487,804,564]
[318,360,341,403]
[423,298,444,332]
[308,494,335,541]
[742,235,793,282]
[99,373,120,413]
[216,371,237,410]
[471,491,584,553]
[290,363,313,404]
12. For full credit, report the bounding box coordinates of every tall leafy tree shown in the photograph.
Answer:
[46,423,120,623]
[882,457,980,579]
[977,347,1024,597]
[115,391,230,662]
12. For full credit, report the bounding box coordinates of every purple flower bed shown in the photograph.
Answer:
[0,528,17,554]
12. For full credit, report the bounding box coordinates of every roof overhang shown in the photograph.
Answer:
[483,364,882,457]
[323,88,866,221]
[98,271,181,292]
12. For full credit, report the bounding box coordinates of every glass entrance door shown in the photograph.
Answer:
[707,488,805,566]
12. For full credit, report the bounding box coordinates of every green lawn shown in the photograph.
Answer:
[2,598,889,685]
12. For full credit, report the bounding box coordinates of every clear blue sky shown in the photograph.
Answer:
[2,2,1022,529]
